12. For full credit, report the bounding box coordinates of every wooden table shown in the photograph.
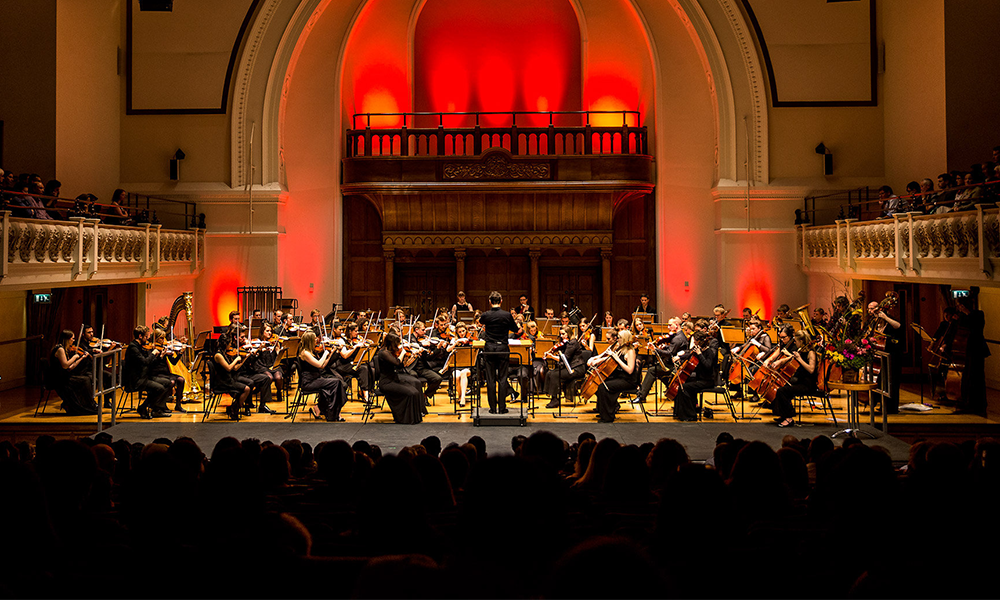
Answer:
[827,381,878,438]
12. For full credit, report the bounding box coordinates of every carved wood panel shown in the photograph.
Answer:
[612,193,655,319]
[343,196,385,311]
[463,250,531,310]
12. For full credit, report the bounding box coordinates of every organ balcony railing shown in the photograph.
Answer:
[0,211,205,287]
[346,110,648,158]
[797,206,1000,283]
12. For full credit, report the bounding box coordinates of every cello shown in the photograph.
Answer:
[664,350,699,402]
[579,338,624,400]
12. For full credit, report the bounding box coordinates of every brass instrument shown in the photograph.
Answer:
[794,303,827,348]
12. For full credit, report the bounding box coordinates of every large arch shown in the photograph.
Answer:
[229,0,771,309]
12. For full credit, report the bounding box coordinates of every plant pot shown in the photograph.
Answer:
[841,368,859,384]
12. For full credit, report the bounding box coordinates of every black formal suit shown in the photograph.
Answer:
[543,338,587,399]
[959,309,991,413]
[123,340,170,412]
[479,306,519,411]
[672,341,715,421]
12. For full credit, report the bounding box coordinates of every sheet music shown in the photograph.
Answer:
[560,352,572,374]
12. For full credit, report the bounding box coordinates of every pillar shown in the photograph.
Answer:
[384,249,395,309]
[601,247,612,314]
[455,248,466,293]
[529,248,541,309]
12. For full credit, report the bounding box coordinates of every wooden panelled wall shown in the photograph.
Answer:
[342,192,653,319]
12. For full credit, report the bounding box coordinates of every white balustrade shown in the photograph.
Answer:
[0,212,205,286]
[798,207,999,282]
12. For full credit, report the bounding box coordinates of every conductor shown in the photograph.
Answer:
[479,291,519,414]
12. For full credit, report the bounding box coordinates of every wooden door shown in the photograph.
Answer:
[539,266,599,321]
[395,266,455,320]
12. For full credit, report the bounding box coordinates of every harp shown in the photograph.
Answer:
[166,292,200,395]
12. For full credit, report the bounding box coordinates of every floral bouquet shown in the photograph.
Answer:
[826,336,875,370]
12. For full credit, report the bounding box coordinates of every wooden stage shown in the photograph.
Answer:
[1,376,997,448]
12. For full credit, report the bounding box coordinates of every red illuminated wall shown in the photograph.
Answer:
[413,0,582,126]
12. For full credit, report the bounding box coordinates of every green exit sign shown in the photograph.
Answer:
[33,292,52,304]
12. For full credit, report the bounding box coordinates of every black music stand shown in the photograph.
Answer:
[534,338,577,420]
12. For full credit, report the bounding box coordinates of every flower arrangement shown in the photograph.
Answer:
[826,336,875,370]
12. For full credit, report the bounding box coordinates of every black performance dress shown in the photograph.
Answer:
[594,352,636,423]
[49,346,98,415]
[298,353,347,421]
[377,348,424,424]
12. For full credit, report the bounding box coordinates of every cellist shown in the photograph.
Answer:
[587,329,637,423]
[772,330,818,428]
[671,331,714,421]
[633,318,687,405]
[756,325,795,410]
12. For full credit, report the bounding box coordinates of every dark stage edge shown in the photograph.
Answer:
[96,421,911,462]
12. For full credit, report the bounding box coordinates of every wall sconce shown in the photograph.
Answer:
[170,149,185,181]
[815,142,833,176]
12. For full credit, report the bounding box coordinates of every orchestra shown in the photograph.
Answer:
[42,287,986,425]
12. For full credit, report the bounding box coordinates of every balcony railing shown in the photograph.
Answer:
[0,211,205,286]
[797,206,1000,282]
[346,110,648,158]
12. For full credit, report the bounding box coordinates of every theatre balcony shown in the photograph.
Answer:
[797,206,1000,284]
[0,211,205,289]
[342,110,652,188]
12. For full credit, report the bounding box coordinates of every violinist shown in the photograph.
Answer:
[333,322,373,405]
[409,321,444,403]
[868,300,903,414]
[634,319,688,404]
[588,329,638,423]
[274,312,296,337]
[123,325,173,419]
[309,309,324,335]
[543,308,555,320]
[227,310,245,338]
[772,330,818,428]
[211,333,253,420]
[542,325,586,409]
[272,310,283,327]
[243,322,284,414]
[631,316,649,340]
[671,330,715,421]
[298,331,348,421]
[377,332,425,423]
[444,322,475,407]
[234,329,278,415]
[149,329,188,414]
[77,325,116,409]
[50,329,100,416]
[578,320,597,359]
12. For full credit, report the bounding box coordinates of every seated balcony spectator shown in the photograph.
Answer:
[954,171,984,211]
[878,185,900,217]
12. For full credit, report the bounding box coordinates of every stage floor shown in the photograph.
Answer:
[3,379,993,460]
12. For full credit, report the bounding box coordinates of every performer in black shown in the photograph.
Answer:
[589,329,638,423]
[50,330,99,416]
[671,331,714,421]
[957,297,991,415]
[410,321,445,403]
[772,330,818,428]
[515,295,535,321]
[297,331,347,422]
[634,321,691,404]
[633,292,656,318]
[148,328,188,414]
[123,325,173,419]
[211,332,253,421]
[244,321,285,413]
[333,321,372,405]
[479,291,519,414]
[868,300,903,414]
[77,325,116,409]
[542,325,587,408]
[377,332,424,424]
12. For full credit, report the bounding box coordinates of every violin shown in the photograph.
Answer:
[544,338,569,359]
